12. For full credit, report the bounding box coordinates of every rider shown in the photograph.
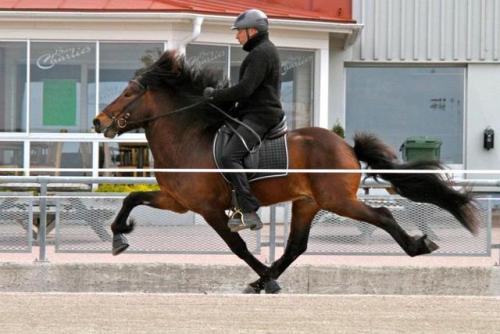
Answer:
[203,9,284,232]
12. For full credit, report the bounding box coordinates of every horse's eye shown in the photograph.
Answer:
[124,90,133,98]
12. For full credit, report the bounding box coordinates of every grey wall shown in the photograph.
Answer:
[350,0,500,63]
[329,0,500,175]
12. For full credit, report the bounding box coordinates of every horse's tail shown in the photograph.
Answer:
[353,133,479,235]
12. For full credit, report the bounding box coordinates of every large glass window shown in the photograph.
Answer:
[0,142,23,175]
[346,67,464,164]
[186,44,228,81]
[0,42,27,132]
[30,141,92,176]
[98,43,163,134]
[279,49,315,128]
[230,46,315,129]
[0,40,318,177]
[30,42,96,133]
[98,142,152,177]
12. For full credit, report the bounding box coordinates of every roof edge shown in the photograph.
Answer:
[0,11,363,45]
[0,7,355,23]
[0,10,357,25]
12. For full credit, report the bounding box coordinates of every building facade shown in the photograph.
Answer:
[0,0,498,180]
[0,0,359,177]
[337,0,500,182]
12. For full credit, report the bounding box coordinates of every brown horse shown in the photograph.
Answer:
[93,51,479,293]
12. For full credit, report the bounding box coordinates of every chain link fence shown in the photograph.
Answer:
[0,194,33,253]
[0,177,494,260]
[54,194,490,256]
[54,195,261,254]
[303,196,490,255]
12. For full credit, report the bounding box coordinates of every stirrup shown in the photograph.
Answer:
[227,209,263,232]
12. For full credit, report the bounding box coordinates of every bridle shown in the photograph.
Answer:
[101,79,148,130]
[101,78,207,131]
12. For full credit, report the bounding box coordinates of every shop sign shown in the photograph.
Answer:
[36,46,91,70]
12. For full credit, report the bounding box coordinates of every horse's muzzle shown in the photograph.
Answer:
[93,118,102,133]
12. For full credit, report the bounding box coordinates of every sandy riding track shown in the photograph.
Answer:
[1,293,499,334]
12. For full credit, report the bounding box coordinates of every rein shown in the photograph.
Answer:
[127,100,207,126]
[206,102,262,153]
[104,79,262,152]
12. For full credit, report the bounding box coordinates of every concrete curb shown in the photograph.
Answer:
[1,263,499,295]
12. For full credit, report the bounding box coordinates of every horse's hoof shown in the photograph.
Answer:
[264,279,281,294]
[112,234,129,256]
[422,235,439,254]
[243,280,263,294]
[243,285,261,294]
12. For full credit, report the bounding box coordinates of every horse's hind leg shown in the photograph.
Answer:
[330,198,439,257]
[249,198,319,294]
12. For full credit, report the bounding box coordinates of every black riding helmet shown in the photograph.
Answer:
[231,9,269,33]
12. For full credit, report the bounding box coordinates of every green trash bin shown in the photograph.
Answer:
[400,136,442,161]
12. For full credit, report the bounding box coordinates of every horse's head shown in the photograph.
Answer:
[93,78,149,138]
[94,50,230,139]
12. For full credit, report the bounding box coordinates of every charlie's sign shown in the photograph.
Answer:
[36,46,91,70]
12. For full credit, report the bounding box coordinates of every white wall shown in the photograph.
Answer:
[328,35,353,131]
[466,64,500,186]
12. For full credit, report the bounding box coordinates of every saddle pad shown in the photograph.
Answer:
[213,127,288,183]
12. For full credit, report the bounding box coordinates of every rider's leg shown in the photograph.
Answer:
[220,120,267,231]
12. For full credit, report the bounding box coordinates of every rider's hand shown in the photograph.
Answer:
[203,87,215,100]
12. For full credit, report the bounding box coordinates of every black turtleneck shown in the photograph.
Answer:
[212,32,284,127]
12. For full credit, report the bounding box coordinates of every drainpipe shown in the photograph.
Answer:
[174,16,204,55]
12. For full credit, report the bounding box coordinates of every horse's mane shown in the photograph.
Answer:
[138,50,231,129]
[139,50,226,94]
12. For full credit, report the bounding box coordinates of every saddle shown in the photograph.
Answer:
[213,117,289,182]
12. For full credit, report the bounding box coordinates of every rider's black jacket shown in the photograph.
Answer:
[211,32,284,127]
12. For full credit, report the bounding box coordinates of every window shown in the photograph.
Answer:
[98,42,164,112]
[30,141,92,176]
[279,49,315,128]
[230,46,315,129]
[0,39,318,177]
[0,42,27,132]
[30,42,96,133]
[346,67,464,164]
[186,44,228,82]
[0,141,23,175]
[99,142,152,177]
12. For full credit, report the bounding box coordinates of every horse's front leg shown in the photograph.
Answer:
[111,191,186,255]
[200,210,271,293]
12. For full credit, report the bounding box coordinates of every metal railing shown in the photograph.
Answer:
[0,176,496,262]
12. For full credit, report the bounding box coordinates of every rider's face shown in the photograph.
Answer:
[235,28,257,45]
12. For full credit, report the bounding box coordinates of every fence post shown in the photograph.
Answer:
[37,177,48,262]
[269,205,276,263]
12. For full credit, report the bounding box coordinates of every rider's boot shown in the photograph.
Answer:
[228,210,263,232]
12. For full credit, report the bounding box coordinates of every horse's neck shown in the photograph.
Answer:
[145,118,211,169]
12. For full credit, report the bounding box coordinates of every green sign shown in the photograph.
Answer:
[43,79,77,126]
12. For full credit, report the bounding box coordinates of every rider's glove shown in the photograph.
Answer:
[203,87,215,100]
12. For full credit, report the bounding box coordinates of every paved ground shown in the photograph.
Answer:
[0,293,499,334]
